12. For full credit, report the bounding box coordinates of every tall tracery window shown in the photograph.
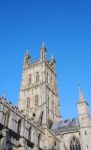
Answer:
[35,95,38,106]
[17,119,21,135]
[36,72,39,82]
[70,137,81,150]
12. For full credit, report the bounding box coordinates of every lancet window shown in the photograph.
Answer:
[36,72,39,82]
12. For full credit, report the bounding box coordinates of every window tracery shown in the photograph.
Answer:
[70,137,81,150]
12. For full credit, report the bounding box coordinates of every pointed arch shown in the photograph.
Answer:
[70,136,81,150]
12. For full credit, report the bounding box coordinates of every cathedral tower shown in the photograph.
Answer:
[19,43,61,128]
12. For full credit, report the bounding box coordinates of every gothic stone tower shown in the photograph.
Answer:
[19,43,60,128]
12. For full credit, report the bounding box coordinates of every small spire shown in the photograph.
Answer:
[51,54,54,60]
[25,49,30,56]
[25,49,30,59]
[78,84,85,103]
[26,49,29,55]
[50,53,56,63]
[41,41,46,49]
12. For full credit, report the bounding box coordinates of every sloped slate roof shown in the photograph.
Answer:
[51,118,80,131]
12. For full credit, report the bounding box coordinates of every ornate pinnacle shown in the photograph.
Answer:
[41,41,46,49]
[78,85,85,103]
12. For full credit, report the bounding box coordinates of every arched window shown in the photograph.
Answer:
[28,126,31,141]
[36,72,39,82]
[17,119,21,135]
[28,74,32,84]
[35,95,38,106]
[70,137,81,150]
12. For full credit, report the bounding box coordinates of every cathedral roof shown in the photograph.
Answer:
[51,118,80,131]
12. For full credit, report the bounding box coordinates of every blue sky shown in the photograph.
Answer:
[0,0,91,119]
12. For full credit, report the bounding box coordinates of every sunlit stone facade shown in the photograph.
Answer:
[0,43,91,150]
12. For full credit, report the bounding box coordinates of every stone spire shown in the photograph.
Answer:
[40,41,46,62]
[78,85,85,103]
